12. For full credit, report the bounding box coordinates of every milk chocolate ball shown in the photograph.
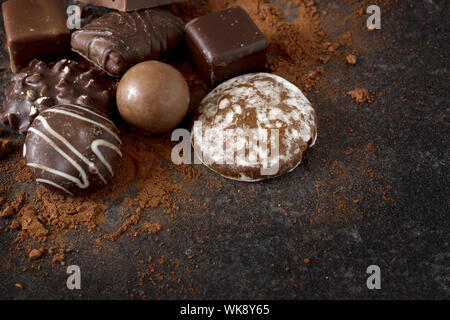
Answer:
[117,61,190,134]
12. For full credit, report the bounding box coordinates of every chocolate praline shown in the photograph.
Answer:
[24,104,122,196]
[1,59,116,134]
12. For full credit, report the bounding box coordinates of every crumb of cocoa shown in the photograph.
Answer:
[29,249,43,260]
[52,252,65,264]
[0,206,15,219]
[142,222,163,234]
[347,88,374,104]
[346,54,357,65]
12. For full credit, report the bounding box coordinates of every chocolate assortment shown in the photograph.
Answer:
[2,0,70,73]
[71,8,185,77]
[78,0,186,12]
[0,1,317,193]
[186,6,268,87]
[24,104,122,196]
[1,59,116,134]
[117,61,190,134]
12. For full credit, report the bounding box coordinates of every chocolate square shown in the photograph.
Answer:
[186,6,268,87]
[2,0,70,73]
[77,0,186,12]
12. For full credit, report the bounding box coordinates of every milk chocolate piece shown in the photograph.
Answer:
[2,0,70,73]
[185,6,268,87]
[1,59,116,134]
[117,61,190,134]
[25,104,122,196]
[71,8,185,77]
[78,0,186,11]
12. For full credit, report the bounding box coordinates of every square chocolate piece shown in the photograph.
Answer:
[2,0,70,73]
[186,6,268,87]
[77,0,186,12]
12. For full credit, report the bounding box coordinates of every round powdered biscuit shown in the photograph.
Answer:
[191,73,317,182]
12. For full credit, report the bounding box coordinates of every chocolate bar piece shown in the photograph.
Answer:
[71,8,185,77]
[1,59,117,134]
[77,0,186,12]
[2,0,70,73]
[185,6,268,87]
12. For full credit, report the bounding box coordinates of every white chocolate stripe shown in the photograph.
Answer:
[35,116,108,184]
[27,162,87,189]
[28,128,90,188]
[36,178,74,196]
[44,109,121,144]
[91,140,122,176]
[58,104,117,129]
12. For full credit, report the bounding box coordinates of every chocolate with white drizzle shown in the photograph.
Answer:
[1,59,116,134]
[24,104,122,196]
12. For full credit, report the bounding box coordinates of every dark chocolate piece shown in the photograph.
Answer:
[24,104,122,196]
[71,8,185,77]
[78,0,186,12]
[1,59,116,134]
[185,6,268,87]
[2,0,70,73]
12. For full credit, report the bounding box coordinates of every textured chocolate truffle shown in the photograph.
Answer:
[117,61,190,134]
[1,59,116,134]
[191,73,317,182]
[24,104,122,196]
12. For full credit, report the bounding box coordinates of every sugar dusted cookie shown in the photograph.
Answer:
[191,73,317,182]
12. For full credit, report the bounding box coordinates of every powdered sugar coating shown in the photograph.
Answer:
[192,73,317,181]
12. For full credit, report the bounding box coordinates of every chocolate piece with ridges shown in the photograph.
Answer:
[185,6,268,87]
[2,0,70,73]
[77,0,186,12]
[71,8,185,77]
[1,59,116,134]
[24,104,122,196]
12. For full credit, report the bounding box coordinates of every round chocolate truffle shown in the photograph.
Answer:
[116,61,190,134]
[191,73,317,182]
[24,104,122,196]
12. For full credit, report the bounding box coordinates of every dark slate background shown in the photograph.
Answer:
[0,0,448,299]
